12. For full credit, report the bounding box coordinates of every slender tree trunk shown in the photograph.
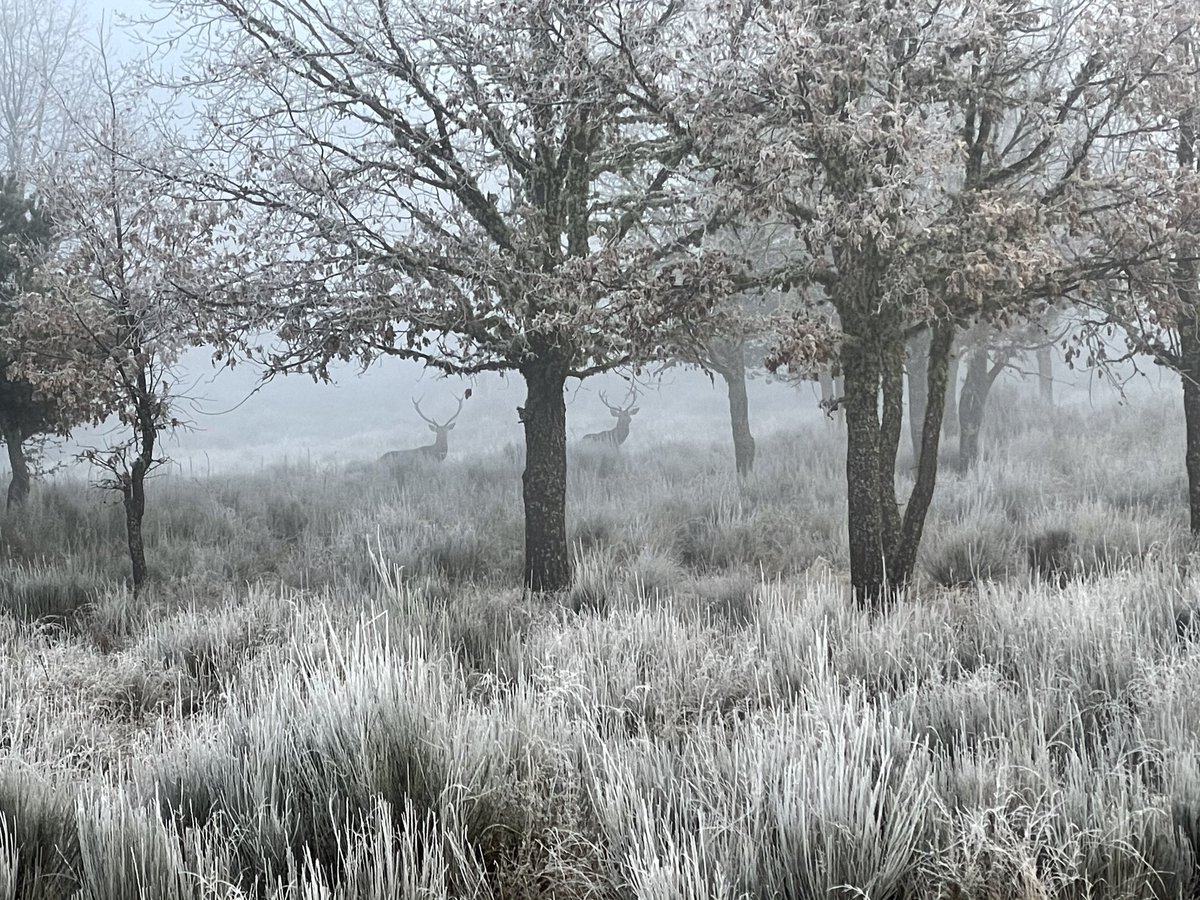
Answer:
[942,349,960,440]
[3,424,29,509]
[1178,114,1200,536]
[123,459,148,593]
[958,349,988,471]
[520,358,570,592]
[1185,369,1200,536]
[1036,345,1054,404]
[837,249,960,606]
[878,341,905,554]
[122,375,158,595]
[889,324,954,581]
[907,329,930,463]
[719,341,755,477]
[1181,317,1200,536]
[957,348,1006,472]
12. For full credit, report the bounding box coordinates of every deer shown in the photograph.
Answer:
[582,390,640,448]
[378,394,465,470]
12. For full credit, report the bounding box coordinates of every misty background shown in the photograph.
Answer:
[34,0,1170,478]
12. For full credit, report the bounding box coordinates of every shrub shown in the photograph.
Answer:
[0,563,100,628]
[1028,528,1075,587]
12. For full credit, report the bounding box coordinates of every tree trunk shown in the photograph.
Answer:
[957,347,1006,472]
[123,459,148,594]
[3,424,29,509]
[906,329,930,464]
[842,331,890,607]
[841,311,955,607]
[1178,114,1200,536]
[719,342,755,477]
[1182,319,1200,536]
[942,349,960,440]
[123,375,158,595]
[1036,345,1054,404]
[888,324,954,581]
[836,248,960,606]
[520,359,570,592]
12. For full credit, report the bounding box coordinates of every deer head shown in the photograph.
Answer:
[412,394,464,459]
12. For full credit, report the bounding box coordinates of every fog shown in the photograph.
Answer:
[35,337,1168,481]
[53,349,812,475]
[24,0,1179,481]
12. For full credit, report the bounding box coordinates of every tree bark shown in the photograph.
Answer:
[520,358,570,592]
[1036,345,1054,404]
[841,308,955,607]
[889,324,954,581]
[3,424,29,509]
[718,341,755,477]
[121,372,159,595]
[1178,112,1200,536]
[942,349,960,440]
[957,347,1006,472]
[123,389,158,593]
[1181,317,1200,536]
[123,459,148,593]
[906,329,930,463]
[842,329,889,606]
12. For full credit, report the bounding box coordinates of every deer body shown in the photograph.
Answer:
[582,391,639,448]
[378,395,463,471]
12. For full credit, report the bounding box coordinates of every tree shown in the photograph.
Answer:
[664,237,798,478]
[950,317,1069,471]
[0,176,58,506]
[1103,31,1200,533]
[1062,5,1200,536]
[0,0,85,174]
[162,0,728,592]
[663,0,1187,605]
[9,72,228,592]
[0,0,90,506]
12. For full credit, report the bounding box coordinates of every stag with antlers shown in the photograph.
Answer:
[378,393,466,470]
[582,390,640,448]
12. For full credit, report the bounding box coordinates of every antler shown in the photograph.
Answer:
[600,387,639,413]
[413,393,466,427]
[412,396,438,426]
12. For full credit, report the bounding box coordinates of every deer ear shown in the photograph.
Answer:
[630,407,640,415]
[429,423,437,432]
[447,422,456,430]
[611,408,620,417]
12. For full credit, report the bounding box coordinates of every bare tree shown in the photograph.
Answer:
[0,0,85,175]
